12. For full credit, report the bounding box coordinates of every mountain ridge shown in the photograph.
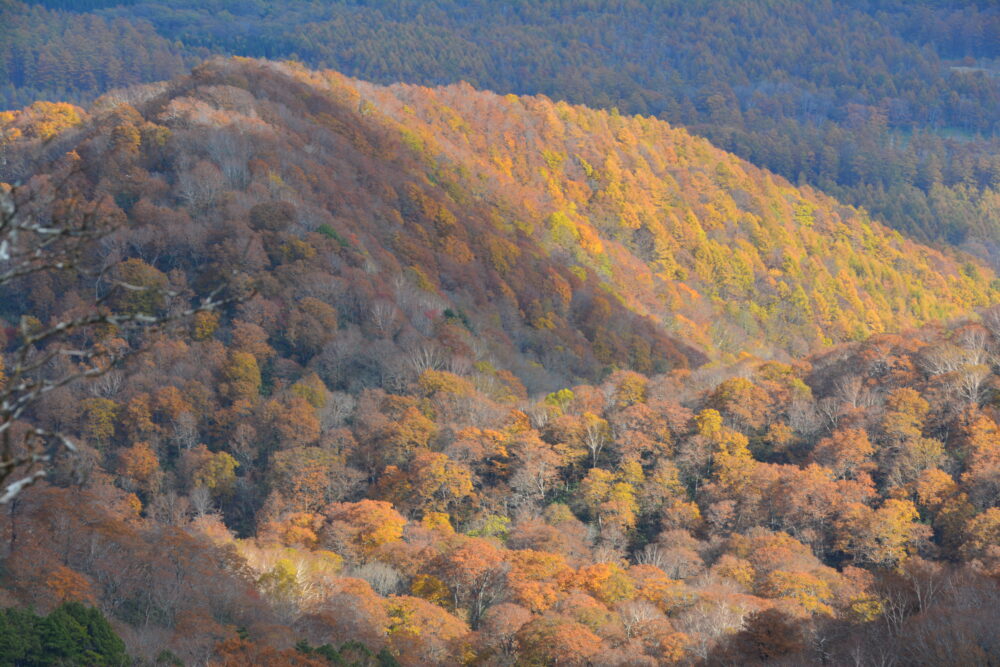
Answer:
[2,56,996,380]
[4,0,998,268]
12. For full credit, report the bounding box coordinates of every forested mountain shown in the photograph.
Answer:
[1,58,1000,665]
[0,0,193,108]
[2,0,1000,263]
[2,57,994,367]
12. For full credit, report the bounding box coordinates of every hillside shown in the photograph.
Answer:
[1,58,1000,665]
[3,0,999,262]
[3,57,994,372]
[344,70,997,356]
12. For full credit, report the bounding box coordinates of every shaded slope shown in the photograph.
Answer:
[1,59,702,391]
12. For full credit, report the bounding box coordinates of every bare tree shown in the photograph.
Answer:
[318,391,356,429]
[204,130,252,190]
[951,364,992,406]
[349,561,403,596]
[834,374,872,410]
[171,412,200,454]
[901,557,945,615]
[815,396,843,431]
[616,599,662,640]
[446,355,473,377]
[581,415,610,467]
[88,370,125,398]
[188,485,214,518]
[176,159,225,210]
[404,342,445,375]
[919,343,970,376]
[980,304,1000,340]
[634,543,667,569]
[525,403,553,430]
[367,299,399,338]
[956,325,991,366]
[677,599,747,661]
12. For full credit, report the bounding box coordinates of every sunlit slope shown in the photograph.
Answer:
[339,66,997,356]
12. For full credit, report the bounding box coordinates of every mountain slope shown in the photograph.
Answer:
[4,0,999,262]
[2,57,994,376]
[4,58,1000,665]
[340,69,998,355]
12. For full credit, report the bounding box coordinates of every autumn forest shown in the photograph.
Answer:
[0,2,999,666]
